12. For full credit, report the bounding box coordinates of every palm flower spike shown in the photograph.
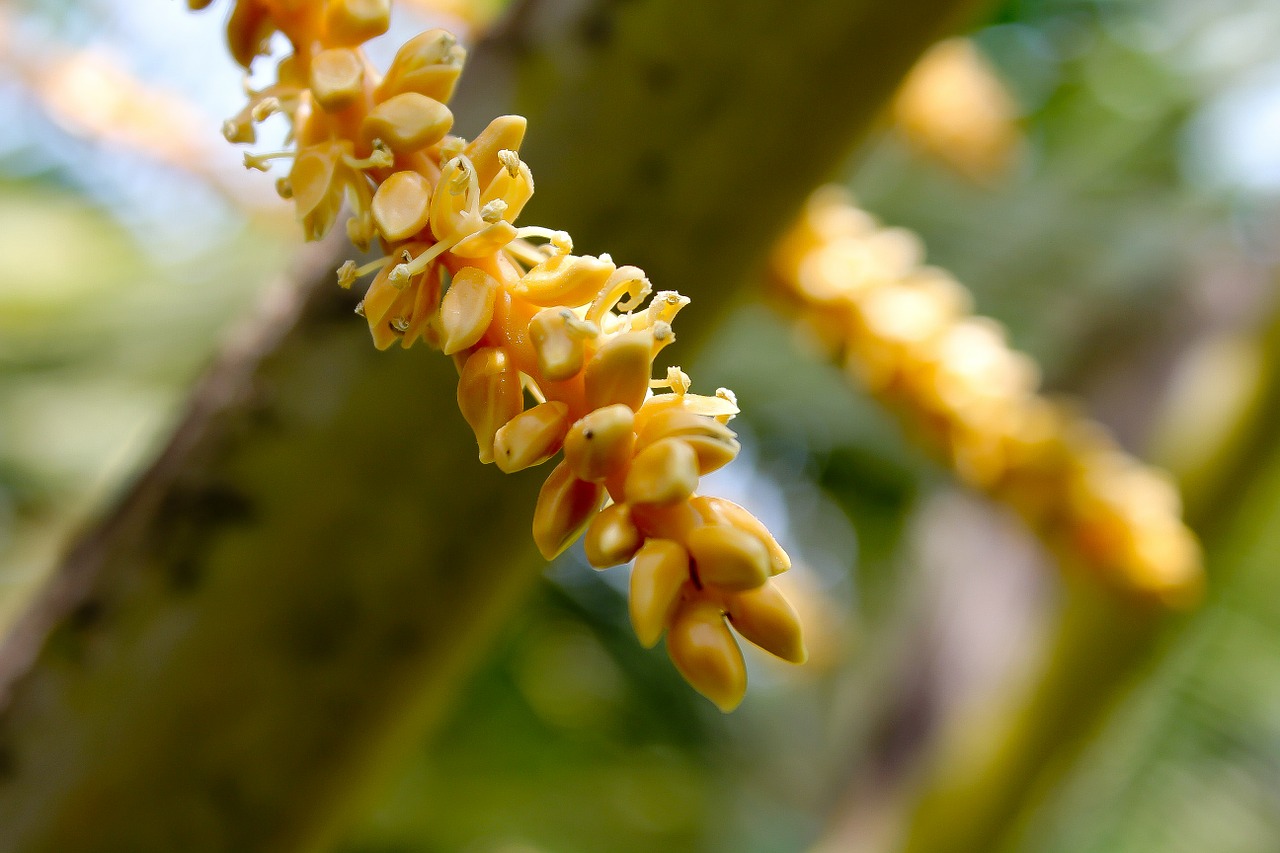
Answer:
[191,0,805,712]
[771,186,1203,609]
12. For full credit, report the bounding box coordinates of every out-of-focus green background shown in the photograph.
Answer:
[3,0,1280,851]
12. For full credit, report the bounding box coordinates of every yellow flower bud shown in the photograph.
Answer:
[439,267,500,355]
[584,331,653,413]
[361,93,453,154]
[624,438,698,506]
[465,115,528,190]
[493,401,571,474]
[634,408,740,475]
[687,524,770,591]
[726,583,807,663]
[529,308,591,382]
[371,170,432,242]
[532,461,605,560]
[310,48,365,112]
[512,254,616,308]
[584,503,643,568]
[564,404,636,483]
[667,598,747,713]
[375,29,465,104]
[324,0,391,47]
[692,496,791,574]
[457,347,523,464]
[630,539,690,648]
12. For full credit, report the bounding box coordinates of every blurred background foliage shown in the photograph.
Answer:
[2,0,1280,851]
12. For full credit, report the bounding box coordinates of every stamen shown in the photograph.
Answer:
[389,237,459,286]
[243,149,295,171]
[497,149,521,178]
[391,316,411,333]
[480,199,508,223]
[251,96,282,122]
[559,308,600,339]
[514,227,573,255]
[586,267,652,328]
[343,140,395,171]
[337,260,359,289]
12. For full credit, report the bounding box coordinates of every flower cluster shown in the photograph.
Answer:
[771,187,1203,608]
[194,0,805,710]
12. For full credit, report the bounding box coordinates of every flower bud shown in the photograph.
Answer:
[440,267,499,354]
[466,116,527,190]
[310,48,365,112]
[375,29,465,103]
[361,93,453,154]
[687,524,770,591]
[635,409,740,475]
[532,461,604,559]
[584,331,653,413]
[371,170,432,242]
[564,404,635,483]
[667,598,747,713]
[530,308,591,381]
[692,496,791,575]
[624,438,698,506]
[630,539,690,648]
[324,0,391,47]
[584,503,643,568]
[493,401,571,474]
[726,583,807,663]
[512,254,616,308]
[457,347,523,464]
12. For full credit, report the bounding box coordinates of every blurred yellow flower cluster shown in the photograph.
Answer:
[891,38,1021,183]
[772,187,1203,608]
[192,0,804,710]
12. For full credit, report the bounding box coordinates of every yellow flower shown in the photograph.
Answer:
[194,0,806,710]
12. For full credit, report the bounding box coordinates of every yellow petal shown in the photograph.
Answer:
[629,539,690,648]
[563,404,636,483]
[440,267,499,355]
[456,347,523,464]
[634,408,739,475]
[583,330,653,412]
[511,254,615,308]
[529,308,589,382]
[692,496,791,575]
[493,401,571,474]
[726,583,807,663]
[310,48,365,112]
[532,461,605,560]
[624,438,698,506]
[667,598,746,713]
[465,115,527,190]
[584,503,643,568]
[687,524,770,591]
[324,0,391,47]
[375,29,465,103]
[361,93,453,154]
[371,170,432,242]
